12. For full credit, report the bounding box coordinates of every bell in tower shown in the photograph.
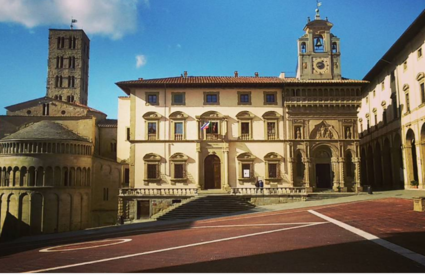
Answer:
[296,4,341,80]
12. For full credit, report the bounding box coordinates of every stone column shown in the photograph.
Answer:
[288,158,294,187]
[14,170,20,187]
[331,157,339,191]
[339,158,346,192]
[353,157,361,192]
[42,169,46,187]
[223,147,230,191]
[196,143,202,189]
[302,157,311,188]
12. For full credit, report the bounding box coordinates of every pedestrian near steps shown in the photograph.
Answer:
[255,177,264,193]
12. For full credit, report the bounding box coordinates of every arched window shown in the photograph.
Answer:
[314,35,324,52]
[300,42,306,53]
[332,42,338,53]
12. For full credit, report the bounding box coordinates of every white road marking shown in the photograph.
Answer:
[25,222,326,273]
[39,239,132,253]
[308,210,425,267]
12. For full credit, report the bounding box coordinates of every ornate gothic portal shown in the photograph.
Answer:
[204,155,221,190]
[313,146,333,189]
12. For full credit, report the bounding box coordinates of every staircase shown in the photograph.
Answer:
[156,195,256,221]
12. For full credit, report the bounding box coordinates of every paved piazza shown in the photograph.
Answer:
[1,198,425,273]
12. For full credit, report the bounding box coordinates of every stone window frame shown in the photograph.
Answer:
[237,152,256,184]
[237,91,252,105]
[418,47,423,59]
[143,112,162,140]
[417,72,425,106]
[171,92,186,106]
[264,152,283,183]
[372,108,378,130]
[403,84,410,114]
[263,91,278,105]
[170,152,189,184]
[203,91,220,105]
[145,92,159,106]
[169,111,188,141]
[236,111,255,140]
[143,153,162,184]
[197,111,225,141]
[262,111,281,140]
[403,60,408,71]
[381,81,385,91]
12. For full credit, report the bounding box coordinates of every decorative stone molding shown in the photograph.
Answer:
[143,111,162,120]
[236,111,255,120]
[169,111,188,120]
[262,111,281,120]
[237,152,256,161]
[310,121,339,139]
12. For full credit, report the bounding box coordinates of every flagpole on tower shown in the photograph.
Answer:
[70,18,78,29]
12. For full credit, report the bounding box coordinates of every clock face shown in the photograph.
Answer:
[313,58,330,74]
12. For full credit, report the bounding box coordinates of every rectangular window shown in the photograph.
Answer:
[146,92,159,105]
[267,122,276,140]
[206,122,218,134]
[418,48,423,59]
[406,93,410,112]
[174,164,184,179]
[266,94,275,103]
[172,93,185,105]
[206,94,217,103]
[147,164,157,179]
[126,128,130,141]
[174,122,183,140]
[147,122,157,140]
[242,163,251,178]
[240,122,250,140]
[268,164,277,178]
[421,83,425,104]
[204,92,220,105]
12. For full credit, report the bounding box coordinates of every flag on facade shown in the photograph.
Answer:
[72,19,78,23]
[201,121,210,130]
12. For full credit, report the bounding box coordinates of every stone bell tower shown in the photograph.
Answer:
[296,6,341,80]
[46,29,90,105]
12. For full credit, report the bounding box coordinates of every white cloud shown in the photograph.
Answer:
[0,0,140,40]
[136,54,147,68]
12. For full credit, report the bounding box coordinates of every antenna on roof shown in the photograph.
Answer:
[70,18,77,29]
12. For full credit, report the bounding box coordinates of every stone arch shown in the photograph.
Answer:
[70,167,76,186]
[76,167,81,186]
[44,193,59,233]
[312,145,333,189]
[374,142,383,188]
[345,149,355,179]
[72,193,83,231]
[28,166,36,186]
[382,138,394,188]
[421,123,425,186]
[405,128,419,185]
[8,193,18,219]
[12,166,20,187]
[360,147,367,187]
[393,133,404,188]
[30,193,43,235]
[36,167,44,186]
[295,150,305,181]
[19,193,30,236]
[367,145,375,188]
[59,193,72,232]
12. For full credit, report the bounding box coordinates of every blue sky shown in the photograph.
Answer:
[0,0,423,119]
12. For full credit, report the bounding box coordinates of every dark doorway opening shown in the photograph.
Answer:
[204,155,221,189]
[316,164,331,188]
[137,200,150,219]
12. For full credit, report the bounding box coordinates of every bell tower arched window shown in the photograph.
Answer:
[314,35,324,52]
[332,42,338,53]
[300,42,306,53]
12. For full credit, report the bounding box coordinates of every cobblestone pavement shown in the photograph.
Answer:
[1,191,425,273]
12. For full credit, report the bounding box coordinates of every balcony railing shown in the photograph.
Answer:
[239,133,250,140]
[119,187,198,197]
[267,133,277,140]
[231,187,307,196]
[206,133,219,140]
[174,134,183,141]
[148,134,157,140]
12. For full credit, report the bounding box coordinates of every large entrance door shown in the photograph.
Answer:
[204,155,221,189]
[316,164,331,188]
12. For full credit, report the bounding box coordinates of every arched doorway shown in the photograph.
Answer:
[406,129,419,185]
[313,146,332,189]
[393,133,403,188]
[204,155,221,190]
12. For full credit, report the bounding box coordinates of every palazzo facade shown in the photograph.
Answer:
[359,10,425,191]
[116,11,368,220]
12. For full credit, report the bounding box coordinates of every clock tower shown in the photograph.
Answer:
[296,8,341,80]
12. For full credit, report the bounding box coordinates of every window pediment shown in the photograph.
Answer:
[143,153,161,162]
[417,72,424,81]
[170,152,188,161]
[143,112,162,120]
[236,111,255,120]
[262,111,281,120]
[403,84,410,91]
[169,111,188,120]
[197,111,224,119]
[264,152,282,161]
[237,152,256,161]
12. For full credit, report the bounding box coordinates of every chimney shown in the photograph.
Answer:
[138,78,144,80]
[279,72,286,79]
[254,72,259,77]
[184,71,188,78]
[234,71,239,78]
